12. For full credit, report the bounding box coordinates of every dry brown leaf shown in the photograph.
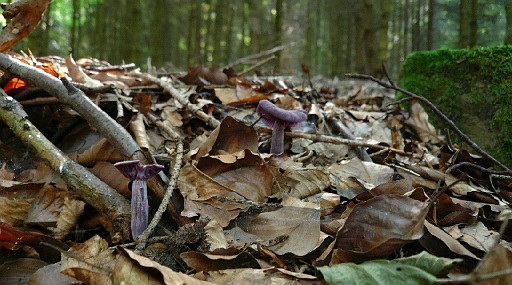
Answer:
[0,196,32,226]
[420,221,480,260]
[428,192,477,226]
[65,54,103,88]
[90,161,131,197]
[405,101,442,143]
[329,158,395,199]
[228,206,321,256]
[204,219,229,251]
[0,0,51,52]
[473,242,512,285]
[0,163,14,180]
[181,249,260,272]
[130,113,151,150]
[61,235,116,283]
[115,247,216,285]
[444,221,499,253]
[25,185,85,239]
[68,138,124,167]
[195,116,259,159]
[270,157,330,199]
[332,194,429,263]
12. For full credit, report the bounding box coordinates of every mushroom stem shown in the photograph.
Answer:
[270,120,286,154]
[131,179,149,239]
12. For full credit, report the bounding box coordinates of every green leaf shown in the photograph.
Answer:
[396,251,462,276]
[318,260,437,285]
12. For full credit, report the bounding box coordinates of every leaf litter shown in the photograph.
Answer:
[0,52,510,285]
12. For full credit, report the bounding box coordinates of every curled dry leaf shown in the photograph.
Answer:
[115,247,216,285]
[60,235,116,284]
[332,194,429,263]
[194,116,259,159]
[329,158,395,199]
[25,185,86,240]
[420,221,479,260]
[269,160,330,199]
[65,54,103,88]
[180,248,260,272]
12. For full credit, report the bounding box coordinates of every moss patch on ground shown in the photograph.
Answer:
[400,46,512,165]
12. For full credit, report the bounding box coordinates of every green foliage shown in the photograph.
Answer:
[400,45,512,165]
[318,251,459,285]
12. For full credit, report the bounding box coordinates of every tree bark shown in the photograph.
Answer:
[506,0,512,44]
[459,0,470,48]
[427,0,435,49]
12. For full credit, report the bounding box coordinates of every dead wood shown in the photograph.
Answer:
[0,89,131,241]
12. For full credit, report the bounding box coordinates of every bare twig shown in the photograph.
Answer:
[135,140,184,252]
[238,55,277,76]
[256,126,409,156]
[132,72,220,128]
[346,73,512,176]
[223,45,287,69]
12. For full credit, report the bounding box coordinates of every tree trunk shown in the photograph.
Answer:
[427,0,435,49]
[411,0,421,51]
[379,0,391,67]
[459,0,470,48]
[274,0,283,72]
[506,0,512,44]
[469,0,478,48]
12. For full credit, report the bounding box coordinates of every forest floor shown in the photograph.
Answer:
[0,53,511,285]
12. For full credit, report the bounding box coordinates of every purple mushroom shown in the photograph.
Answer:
[114,160,163,239]
[256,99,307,154]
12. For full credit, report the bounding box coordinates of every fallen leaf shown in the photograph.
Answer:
[115,247,216,285]
[332,194,429,263]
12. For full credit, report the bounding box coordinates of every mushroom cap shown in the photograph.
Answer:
[256,100,307,128]
[114,160,164,180]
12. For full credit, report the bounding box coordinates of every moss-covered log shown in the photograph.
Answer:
[400,46,512,165]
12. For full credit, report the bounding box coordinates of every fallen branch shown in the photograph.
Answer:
[133,72,220,128]
[0,89,131,241]
[346,73,512,176]
[256,127,409,156]
[0,53,185,226]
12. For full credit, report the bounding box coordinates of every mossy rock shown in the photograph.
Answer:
[400,46,512,166]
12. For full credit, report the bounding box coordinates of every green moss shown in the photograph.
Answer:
[400,46,512,166]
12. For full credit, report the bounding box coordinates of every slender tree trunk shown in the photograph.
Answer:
[379,0,391,68]
[70,0,78,54]
[469,0,478,47]
[274,0,283,72]
[506,0,512,44]
[411,0,421,51]
[403,0,410,57]
[427,0,435,49]
[459,0,470,48]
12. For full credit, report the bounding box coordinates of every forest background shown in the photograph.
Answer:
[8,0,512,79]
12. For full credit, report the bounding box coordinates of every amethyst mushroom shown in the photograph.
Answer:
[114,160,164,240]
[256,99,307,154]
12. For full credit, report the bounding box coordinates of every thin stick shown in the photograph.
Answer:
[132,72,220,128]
[346,73,512,175]
[256,127,409,156]
[135,140,184,252]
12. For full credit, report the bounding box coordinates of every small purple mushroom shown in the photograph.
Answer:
[114,160,163,240]
[256,99,307,154]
